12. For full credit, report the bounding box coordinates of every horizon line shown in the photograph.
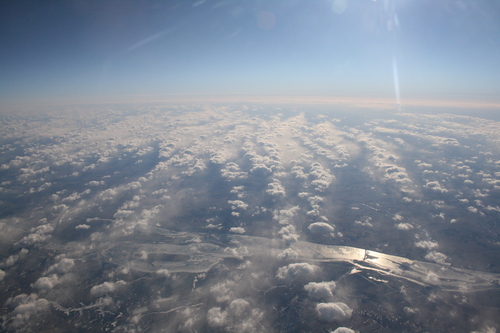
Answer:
[2,93,500,111]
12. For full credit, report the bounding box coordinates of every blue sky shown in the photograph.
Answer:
[1,0,499,106]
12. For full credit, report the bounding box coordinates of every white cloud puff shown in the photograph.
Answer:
[207,298,264,333]
[266,180,286,197]
[229,227,245,234]
[210,280,236,303]
[276,248,299,261]
[316,302,353,322]
[207,307,227,327]
[228,200,248,210]
[415,240,439,249]
[417,162,433,168]
[331,328,356,333]
[468,206,479,213]
[250,164,273,175]
[17,224,54,246]
[426,272,439,283]
[304,281,337,301]
[278,225,299,244]
[156,269,170,277]
[291,165,307,179]
[392,213,403,221]
[355,217,373,227]
[396,223,413,230]
[47,258,75,274]
[309,162,335,192]
[221,162,247,180]
[273,206,300,225]
[424,181,448,193]
[7,293,50,328]
[0,248,28,268]
[90,280,126,297]
[32,275,59,291]
[227,298,251,317]
[425,251,447,264]
[276,263,319,281]
[308,222,335,235]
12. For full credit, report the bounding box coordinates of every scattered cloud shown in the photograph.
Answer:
[1,105,499,332]
[415,240,439,250]
[276,263,320,281]
[0,248,28,268]
[396,223,413,230]
[331,328,356,333]
[207,298,264,332]
[46,258,75,274]
[276,248,299,261]
[6,293,50,329]
[156,269,170,277]
[304,281,337,301]
[425,251,448,264]
[90,281,126,297]
[32,275,59,291]
[229,227,246,234]
[316,302,353,322]
[308,222,335,236]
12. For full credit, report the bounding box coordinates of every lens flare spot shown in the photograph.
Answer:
[257,11,276,31]
[331,0,347,14]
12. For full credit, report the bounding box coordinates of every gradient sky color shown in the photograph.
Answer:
[1,0,500,106]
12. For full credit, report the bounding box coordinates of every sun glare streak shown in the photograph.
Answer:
[392,55,401,107]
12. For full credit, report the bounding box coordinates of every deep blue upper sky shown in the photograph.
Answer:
[1,0,499,106]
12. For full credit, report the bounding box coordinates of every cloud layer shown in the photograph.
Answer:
[0,104,499,332]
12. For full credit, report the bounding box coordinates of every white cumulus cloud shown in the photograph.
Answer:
[276,248,299,261]
[276,263,320,281]
[304,281,337,301]
[32,275,59,291]
[415,240,439,249]
[47,258,75,274]
[229,227,245,234]
[396,223,413,230]
[90,281,126,297]
[308,222,335,235]
[425,251,447,264]
[331,328,356,333]
[316,302,353,322]
[7,293,50,329]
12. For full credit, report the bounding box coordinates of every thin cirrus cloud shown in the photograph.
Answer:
[125,24,184,53]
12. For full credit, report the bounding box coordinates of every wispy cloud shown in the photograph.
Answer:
[126,25,182,53]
